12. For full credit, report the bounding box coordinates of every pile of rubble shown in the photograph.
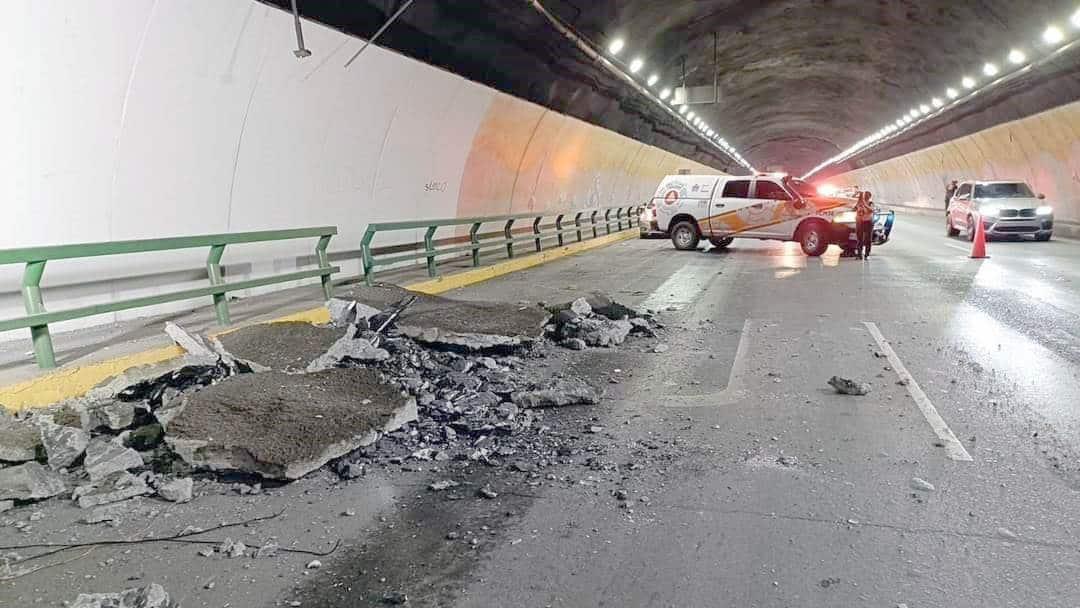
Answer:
[0,285,659,518]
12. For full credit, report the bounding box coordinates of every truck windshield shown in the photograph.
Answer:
[974,183,1035,198]
[784,177,818,198]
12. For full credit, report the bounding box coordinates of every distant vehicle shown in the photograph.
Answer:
[638,202,667,238]
[946,180,1054,241]
[651,173,894,256]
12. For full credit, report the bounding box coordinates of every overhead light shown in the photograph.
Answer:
[679,105,688,114]
[1073,10,1080,28]
[608,38,625,55]
[909,109,920,118]
[1044,25,1065,45]
[659,88,671,100]
[628,57,644,73]
[919,103,931,114]
[895,119,905,127]
[962,76,976,89]
[1008,49,1026,64]
[903,116,912,124]
[946,87,959,99]
[982,62,999,77]
[647,74,659,86]
[932,97,943,108]
[686,111,695,120]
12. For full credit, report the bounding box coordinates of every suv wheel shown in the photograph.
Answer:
[946,215,959,237]
[670,221,700,251]
[709,236,734,249]
[798,221,829,257]
[967,216,977,242]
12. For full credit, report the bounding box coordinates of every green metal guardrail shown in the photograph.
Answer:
[0,227,340,369]
[360,205,642,284]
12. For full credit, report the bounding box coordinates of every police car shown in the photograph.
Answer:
[651,173,894,256]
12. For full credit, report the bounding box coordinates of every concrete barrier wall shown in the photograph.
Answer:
[832,101,1080,224]
[0,1,716,337]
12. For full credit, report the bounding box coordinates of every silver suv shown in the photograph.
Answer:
[946,180,1053,241]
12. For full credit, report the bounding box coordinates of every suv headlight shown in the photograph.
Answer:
[833,211,856,224]
[980,204,1002,217]
[1036,206,1053,216]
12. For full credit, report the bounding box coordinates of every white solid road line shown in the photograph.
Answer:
[664,318,754,407]
[638,263,715,312]
[863,321,974,462]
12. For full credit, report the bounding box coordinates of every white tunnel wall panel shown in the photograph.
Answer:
[0,0,718,339]
[834,101,1080,224]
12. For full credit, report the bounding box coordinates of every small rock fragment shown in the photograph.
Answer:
[36,415,89,469]
[476,486,498,499]
[156,477,193,503]
[0,414,42,462]
[73,472,151,509]
[254,543,279,559]
[569,298,592,316]
[0,462,67,502]
[382,591,408,605]
[996,527,1018,541]
[70,583,178,608]
[828,376,871,396]
[653,344,670,354]
[910,477,935,492]
[83,438,143,481]
[305,559,322,569]
[429,480,460,492]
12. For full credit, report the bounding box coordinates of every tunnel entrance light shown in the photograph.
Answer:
[961,76,976,89]
[1043,25,1065,45]
[659,88,671,100]
[647,74,659,86]
[608,38,625,55]
[628,58,644,73]
[982,62,999,77]
[1008,49,1026,64]
[946,87,959,99]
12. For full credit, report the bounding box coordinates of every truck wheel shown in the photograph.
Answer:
[670,221,700,251]
[709,236,734,250]
[946,216,959,237]
[797,221,829,257]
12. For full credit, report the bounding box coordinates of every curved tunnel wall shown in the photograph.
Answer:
[833,101,1080,224]
[0,1,716,335]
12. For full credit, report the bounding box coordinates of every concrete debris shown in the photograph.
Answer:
[84,438,144,481]
[70,583,178,608]
[219,538,247,558]
[156,477,193,503]
[398,325,533,354]
[512,378,600,409]
[255,543,280,559]
[328,298,381,328]
[307,326,391,372]
[429,480,460,491]
[382,591,408,605]
[0,413,42,462]
[561,338,587,350]
[165,322,216,358]
[305,559,322,569]
[86,401,136,431]
[653,343,670,354]
[476,486,498,499]
[0,500,13,513]
[910,477,935,492]
[334,460,366,480]
[0,462,67,501]
[125,423,164,451]
[118,362,236,408]
[997,527,1019,541]
[828,376,871,396]
[80,501,134,525]
[166,369,417,480]
[555,317,633,348]
[73,472,152,509]
[34,415,90,469]
[570,297,592,316]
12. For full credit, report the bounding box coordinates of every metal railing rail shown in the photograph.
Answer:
[0,227,340,369]
[360,205,642,285]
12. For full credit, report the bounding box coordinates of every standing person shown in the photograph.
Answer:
[945,180,958,214]
[855,191,875,259]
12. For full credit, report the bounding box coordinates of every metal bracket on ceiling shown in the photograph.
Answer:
[291,0,312,58]
[343,0,417,69]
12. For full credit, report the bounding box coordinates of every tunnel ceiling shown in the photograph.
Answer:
[268,0,1080,177]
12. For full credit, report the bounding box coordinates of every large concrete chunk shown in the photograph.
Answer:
[0,414,42,462]
[0,462,67,501]
[217,322,342,372]
[166,369,417,480]
[36,415,90,469]
[73,471,152,509]
[306,327,390,372]
[512,378,601,409]
[71,583,178,608]
[84,438,144,481]
[85,401,136,431]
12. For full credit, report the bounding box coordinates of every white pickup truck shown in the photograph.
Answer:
[651,173,892,256]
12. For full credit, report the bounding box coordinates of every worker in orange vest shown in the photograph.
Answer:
[855,191,875,259]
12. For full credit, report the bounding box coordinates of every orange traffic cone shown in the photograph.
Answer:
[970,216,989,259]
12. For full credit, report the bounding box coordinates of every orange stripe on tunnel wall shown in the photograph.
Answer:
[834,101,1080,223]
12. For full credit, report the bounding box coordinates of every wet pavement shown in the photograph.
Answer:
[5,212,1080,607]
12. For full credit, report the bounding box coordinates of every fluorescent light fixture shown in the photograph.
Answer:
[962,76,976,89]
[628,57,644,73]
[659,88,671,100]
[686,111,695,120]
[919,103,931,114]
[932,97,943,108]
[679,105,688,114]
[982,62,999,77]
[946,87,959,99]
[1044,25,1065,45]
[608,38,625,55]
[909,109,920,118]
[647,74,659,86]
[1073,10,1080,28]
[903,116,912,124]
[1008,49,1026,64]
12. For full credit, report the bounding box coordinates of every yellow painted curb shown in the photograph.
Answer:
[0,230,636,411]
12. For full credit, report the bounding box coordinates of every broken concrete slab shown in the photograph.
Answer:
[0,499,12,513]
[35,415,90,469]
[217,322,343,372]
[0,462,67,501]
[570,297,592,316]
[71,583,178,608]
[80,500,138,525]
[307,326,391,372]
[398,325,535,354]
[0,413,42,462]
[85,401,136,431]
[328,298,381,327]
[156,477,193,503]
[511,378,600,409]
[73,471,152,509]
[84,438,144,481]
[166,368,417,480]
[559,317,633,347]
[165,322,216,358]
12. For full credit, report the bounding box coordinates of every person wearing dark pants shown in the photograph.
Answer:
[855,191,875,259]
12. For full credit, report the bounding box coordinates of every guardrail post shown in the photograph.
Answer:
[532,217,542,252]
[206,244,230,325]
[574,212,584,242]
[627,206,637,228]
[361,227,376,285]
[469,222,482,267]
[315,234,333,300]
[616,208,625,231]
[22,261,56,369]
[555,214,565,247]
[504,219,515,259]
[424,226,438,277]
[604,209,613,235]
[590,210,599,238]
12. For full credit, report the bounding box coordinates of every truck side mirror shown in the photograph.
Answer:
[793,198,806,210]
[1038,193,1046,200]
